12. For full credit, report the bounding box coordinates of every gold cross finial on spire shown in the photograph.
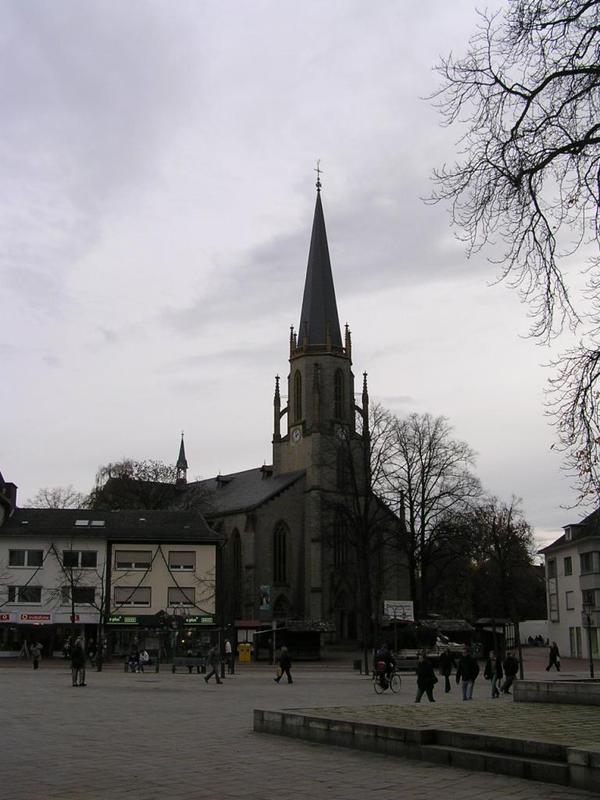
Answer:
[314,159,323,192]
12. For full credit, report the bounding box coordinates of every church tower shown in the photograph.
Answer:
[271,174,370,622]
[175,433,188,485]
[273,175,368,485]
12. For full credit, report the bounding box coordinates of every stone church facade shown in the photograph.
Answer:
[177,182,409,640]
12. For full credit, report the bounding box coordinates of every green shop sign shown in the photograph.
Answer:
[184,615,214,626]
[107,615,138,625]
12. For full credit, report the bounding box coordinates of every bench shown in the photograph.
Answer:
[172,656,206,674]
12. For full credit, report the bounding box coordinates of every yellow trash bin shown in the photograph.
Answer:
[238,642,251,663]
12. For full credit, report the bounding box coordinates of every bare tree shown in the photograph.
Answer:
[468,496,545,621]
[27,485,87,509]
[430,0,600,498]
[322,402,402,668]
[387,413,481,617]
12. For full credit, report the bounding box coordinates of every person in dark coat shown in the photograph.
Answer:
[274,646,293,684]
[456,645,479,700]
[438,647,456,693]
[30,641,43,670]
[71,636,86,687]
[484,650,504,698]
[502,651,519,694]
[546,641,560,672]
[204,645,223,684]
[415,651,436,703]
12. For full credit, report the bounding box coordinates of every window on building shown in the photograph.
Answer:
[273,522,288,583]
[564,556,572,576]
[232,530,242,619]
[547,559,557,578]
[293,371,302,422]
[7,586,42,603]
[114,586,151,607]
[334,369,345,419]
[61,586,96,605]
[115,551,152,570]
[168,551,196,571]
[63,551,98,569]
[9,550,43,568]
[167,587,195,607]
[580,552,598,574]
[566,591,575,610]
[582,589,600,609]
[333,516,349,568]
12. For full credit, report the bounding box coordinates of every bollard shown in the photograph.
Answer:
[155,659,159,673]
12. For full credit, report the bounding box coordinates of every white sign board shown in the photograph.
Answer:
[383,600,414,621]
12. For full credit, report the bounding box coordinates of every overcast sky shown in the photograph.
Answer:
[1,0,584,547]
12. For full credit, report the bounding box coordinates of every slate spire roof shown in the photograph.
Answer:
[176,434,188,471]
[297,187,342,348]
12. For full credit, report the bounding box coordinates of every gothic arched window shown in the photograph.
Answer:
[273,522,289,583]
[273,594,291,620]
[333,516,349,568]
[231,529,242,618]
[334,369,345,419]
[294,371,302,422]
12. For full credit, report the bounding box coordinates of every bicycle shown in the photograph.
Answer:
[373,665,401,694]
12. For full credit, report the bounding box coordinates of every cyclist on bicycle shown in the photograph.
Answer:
[375,643,395,681]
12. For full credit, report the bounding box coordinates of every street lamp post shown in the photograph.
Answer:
[582,602,595,679]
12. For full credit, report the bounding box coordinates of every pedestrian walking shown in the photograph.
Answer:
[502,651,519,694]
[204,645,222,684]
[273,646,293,684]
[224,639,233,674]
[415,651,436,703]
[546,641,561,672]
[437,647,456,693]
[484,650,504,698]
[71,636,86,687]
[30,641,43,670]
[456,645,479,700]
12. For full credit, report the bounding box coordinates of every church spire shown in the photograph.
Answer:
[297,177,342,349]
[176,432,188,485]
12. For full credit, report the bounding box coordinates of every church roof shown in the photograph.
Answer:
[185,467,305,516]
[1,508,220,543]
[297,191,342,348]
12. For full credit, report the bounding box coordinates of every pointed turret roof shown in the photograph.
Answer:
[176,435,188,471]
[297,189,342,348]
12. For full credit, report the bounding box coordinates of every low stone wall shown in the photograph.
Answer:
[254,708,600,793]
[514,678,600,706]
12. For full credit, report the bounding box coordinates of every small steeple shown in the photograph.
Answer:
[297,170,342,349]
[361,372,369,435]
[273,375,282,441]
[176,432,188,485]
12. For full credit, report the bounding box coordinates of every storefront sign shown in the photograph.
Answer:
[107,615,138,625]
[184,615,214,626]
[383,600,414,621]
[19,612,53,624]
[0,612,14,623]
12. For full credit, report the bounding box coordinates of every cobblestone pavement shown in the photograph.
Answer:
[1,664,598,800]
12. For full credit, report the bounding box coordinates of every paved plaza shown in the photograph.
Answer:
[1,660,599,800]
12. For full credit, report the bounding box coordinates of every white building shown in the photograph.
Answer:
[0,491,220,658]
[540,509,600,660]
[0,509,109,656]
